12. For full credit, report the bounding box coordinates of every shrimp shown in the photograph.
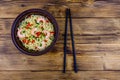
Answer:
[37,16,46,23]
[17,28,25,38]
[38,41,46,50]
[43,31,50,39]
[31,28,37,36]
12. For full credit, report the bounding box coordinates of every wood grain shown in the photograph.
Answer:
[104,55,120,70]
[0,0,93,3]
[1,37,120,70]
[1,18,120,55]
[0,0,120,79]
[0,1,119,18]
[2,37,120,55]
[0,49,104,70]
[0,71,120,80]
[1,18,120,44]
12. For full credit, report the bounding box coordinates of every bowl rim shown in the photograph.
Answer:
[11,8,59,56]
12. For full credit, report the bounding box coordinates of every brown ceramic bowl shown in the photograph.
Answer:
[11,9,59,56]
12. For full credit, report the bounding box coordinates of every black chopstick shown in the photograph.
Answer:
[63,8,69,73]
[63,8,78,73]
[68,9,78,73]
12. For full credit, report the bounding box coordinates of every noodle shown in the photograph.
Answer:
[17,15,54,51]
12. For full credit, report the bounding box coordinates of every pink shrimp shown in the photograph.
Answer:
[37,16,46,23]
[17,28,25,38]
[43,31,50,39]
[31,28,37,36]
[38,41,46,50]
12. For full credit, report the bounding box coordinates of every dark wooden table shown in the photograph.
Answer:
[0,0,120,80]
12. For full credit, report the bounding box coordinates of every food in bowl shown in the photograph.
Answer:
[11,9,59,56]
[17,15,55,51]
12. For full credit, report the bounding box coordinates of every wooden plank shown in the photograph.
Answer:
[1,0,119,3]
[0,50,104,70]
[55,44,120,55]
[0,38,106,56]
[104,55,120,70]
[0,18,120,44]
[0,35,104,70]
[76,55,104,70]
[107,0,120,3]
[0,2,46,18]
[0,1,119,18]
[0,18,120,54]
[1,18,120,34]
[45,1,120,18]
[0,71,120,80]
[0,0,94,3]
[1,36,120,55]
[0,37,104,70]
[2,31,120,44]
[3,36,120,71]
[0,52,64,70]
[1,18,120,54]
[0,0,120,80]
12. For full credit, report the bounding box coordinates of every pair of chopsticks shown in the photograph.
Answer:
[63,8,78,73]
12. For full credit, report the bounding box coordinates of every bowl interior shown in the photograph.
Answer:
[12,9,59,56]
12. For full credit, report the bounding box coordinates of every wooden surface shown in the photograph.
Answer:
[0,0,120,80]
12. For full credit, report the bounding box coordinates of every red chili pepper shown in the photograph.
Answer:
[44,39,47,42]
[36,32,41,37]
[31,40,35,43]
[46,20,49,23]
[26,40,30,44]
[22,39,26,43]
[22,39,29,44]
[50,32,55,34]
[27,22,31,26]
[26,22,33,29]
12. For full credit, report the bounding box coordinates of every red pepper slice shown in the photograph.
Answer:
[50,32,55,34]
[22,39,29,44]
[46,20,49,23]
[44,39,47,42]
[22,39,26,43]
[31,40,35,43]
[26,40,30,44]
[26,22,33,29]
[36,32,41,37]
[27,22,31,26]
